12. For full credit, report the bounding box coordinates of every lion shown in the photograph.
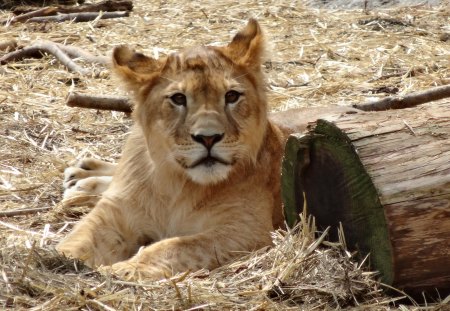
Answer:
[57,19,356,280]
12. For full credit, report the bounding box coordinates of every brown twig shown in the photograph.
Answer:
[55,42,108,65]
[353,84,450,111]
[13,0,132,15]
[1,7,58,25]
[0,41,91,75]
[0,207,51,217]
[3,0,132,25]
[366,67,424,83]
[1,0,82,11]
[66,92,132,113]
[26,11,129,23]
[0,40,108,75]
[0,45,43,63]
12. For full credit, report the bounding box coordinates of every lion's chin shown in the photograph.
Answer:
[186,162,232,185]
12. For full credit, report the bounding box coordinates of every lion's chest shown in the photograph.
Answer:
[142,193,213,241]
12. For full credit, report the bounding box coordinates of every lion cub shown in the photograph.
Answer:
[57,19,286,280]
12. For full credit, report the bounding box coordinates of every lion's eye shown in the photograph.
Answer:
[225,90,241,104]
[170,93,187,106]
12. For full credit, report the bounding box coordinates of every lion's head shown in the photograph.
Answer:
[112,19,268,185]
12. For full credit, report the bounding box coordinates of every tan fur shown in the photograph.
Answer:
[57,19,357,280]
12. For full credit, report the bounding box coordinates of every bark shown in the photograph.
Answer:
[0,1,82,10]
[12,0,131,15]
[0,41,90,75]
[0,40,108,75]
[26,11,129,23]
[0,207,51,217]
[354,84,450,111]
[1,7,57,24]
[66,92,132,113]
[2,0,132,24]
[282,101,450,295]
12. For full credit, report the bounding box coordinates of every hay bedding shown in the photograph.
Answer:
[0,0,449,309]
[0,0,83,10]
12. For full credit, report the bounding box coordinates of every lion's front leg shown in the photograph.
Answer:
[56,199,141,267]
[104,225,272,281]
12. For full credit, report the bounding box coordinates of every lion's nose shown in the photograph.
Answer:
[191,133,224,149]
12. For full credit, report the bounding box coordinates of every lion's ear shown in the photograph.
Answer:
[226,19,265,69]
[112,45,162,93]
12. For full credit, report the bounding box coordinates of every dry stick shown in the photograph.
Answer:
[55,42,109,65]
[3,0,132,25]
[1,41,91,75]
[60,0,133,13]
[26,11,129,23]
[366,67,424,83]
[67,85,450,114]
[353,84,450,111]
[0,41,107,76]
[13,0,132,15]
[67,84,450,114]
[0,40,108,66]
[0,45,43,64]
[66,92,132,113]
[0,207,51,217]
[1,6,57,25]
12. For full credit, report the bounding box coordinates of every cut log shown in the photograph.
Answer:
[282,101,450,296]
[66,92,132,113]
[26,11,129,23]
[0,0,82,10]
[3,0,133,24]
[354,84,450,111]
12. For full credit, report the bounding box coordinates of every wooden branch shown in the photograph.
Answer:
[66,92,132,113]
[26,11,129,23]
[60,0,132,13]
[0,207,51,217]
[0,40,108,76]
[13,0,131,15]
[0,40,108,65]
[1,7,58,25]
[366,67,424,83]
[31,42,89,75]
[1,0,83,11]
[0,41,91,75]
[53,42,108,65]
[0,45,43,63]
[354,84,450,111]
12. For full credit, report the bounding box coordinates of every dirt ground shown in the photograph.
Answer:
[0,0,449,309]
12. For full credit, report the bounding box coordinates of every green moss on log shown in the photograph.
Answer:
[282,119,394,285]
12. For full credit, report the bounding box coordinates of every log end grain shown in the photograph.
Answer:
[282,120,394,285]
[282,104,450,297]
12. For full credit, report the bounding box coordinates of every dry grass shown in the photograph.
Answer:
[1,0,449,309]
[0,0,82,10]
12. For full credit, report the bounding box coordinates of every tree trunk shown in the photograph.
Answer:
[282,102,450,296]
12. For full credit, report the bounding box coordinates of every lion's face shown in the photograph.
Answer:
[113,20,267,185]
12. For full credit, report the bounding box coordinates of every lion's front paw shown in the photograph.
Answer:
[56,241,93,265]
[64,158,100,188]
[63,158,115,201]
[99,261,167,281]
[63,176,112,205]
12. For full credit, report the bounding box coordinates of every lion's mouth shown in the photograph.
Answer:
[190,155,230,168]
